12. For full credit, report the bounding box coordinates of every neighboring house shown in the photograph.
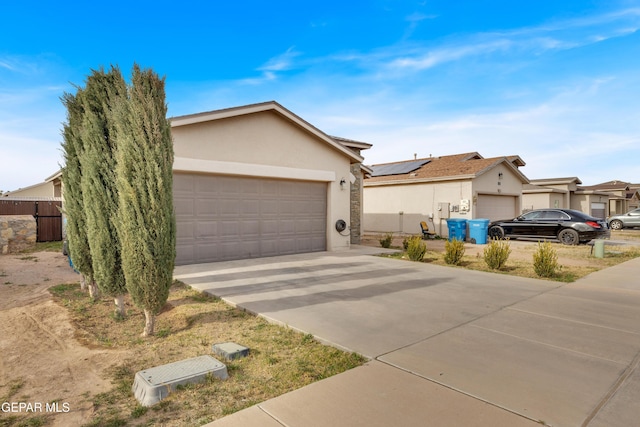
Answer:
[363,152,529,237]
[523,177,611,218]
[170,101,370,265]
[2,171,61,198]
[2,172,64,242]
[578,180,640,215]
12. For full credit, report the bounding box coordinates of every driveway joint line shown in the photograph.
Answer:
[257,404,289,427]
[469,323,629,366]
[506,307,640,337]
[581,347,640,426]
[375,360,545,426]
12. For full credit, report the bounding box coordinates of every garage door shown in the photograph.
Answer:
[174,173,327,265]
[475,195,518,221]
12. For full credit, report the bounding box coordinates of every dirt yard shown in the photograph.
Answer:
[0,251,126,426]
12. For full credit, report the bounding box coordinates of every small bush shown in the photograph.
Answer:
[483,238,512,270]
[444,239,465,265]
[402,237,410,250]
[533,241,559,277]
[406,235,427,262]
[379,233,393,248]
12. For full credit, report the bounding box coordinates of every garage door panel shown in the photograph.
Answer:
[476,195,517,221]
[242,200,260,215]
[196,199,218,216]
[174,198,195,215]
[174,173,327,265]
[241,220,260,237]
[196,221,218,238]
[278,220,295,234]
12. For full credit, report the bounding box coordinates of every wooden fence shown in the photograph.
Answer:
[0,199,63,242]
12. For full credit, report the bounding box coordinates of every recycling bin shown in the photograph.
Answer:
[446,218,467,242]
[468,218,490,244]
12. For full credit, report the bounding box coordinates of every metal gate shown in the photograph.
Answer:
[0,199,63,242]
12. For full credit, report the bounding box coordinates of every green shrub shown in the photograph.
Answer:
[483,238,512,270]
[379,233,393,248]
[402,236,410,251]
[406,235,427,262]
[444,239,465,265]
[533,241,559,277]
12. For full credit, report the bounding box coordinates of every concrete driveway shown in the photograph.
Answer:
[175,246,640,427]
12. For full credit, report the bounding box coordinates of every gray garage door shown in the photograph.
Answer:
[174,173,327,265]
[475,195,518,221]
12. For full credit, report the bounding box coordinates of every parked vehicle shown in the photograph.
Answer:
[488,209,609,245]
[608,208,640,230]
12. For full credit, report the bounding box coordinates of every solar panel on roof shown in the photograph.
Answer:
[370,159,430,177]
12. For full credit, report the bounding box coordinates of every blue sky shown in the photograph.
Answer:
[2,0,640,192]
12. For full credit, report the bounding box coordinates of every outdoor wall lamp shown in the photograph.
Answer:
[339,178,346,189]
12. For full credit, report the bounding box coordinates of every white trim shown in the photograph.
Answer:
[173,157,336,182]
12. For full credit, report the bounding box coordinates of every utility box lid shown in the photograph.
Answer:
[132,355,228,407]
[213,342,250,360]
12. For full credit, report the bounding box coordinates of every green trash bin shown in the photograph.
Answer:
[446,218,467,241]
[468,219,490,244]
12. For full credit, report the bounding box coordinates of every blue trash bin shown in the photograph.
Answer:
[446,218,467,242]
[468,218,490,244]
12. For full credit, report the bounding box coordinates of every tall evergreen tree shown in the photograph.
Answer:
[79,66,129,316]
[114,64,176,336]
[61,89,99,299]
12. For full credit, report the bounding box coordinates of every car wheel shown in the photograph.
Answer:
[609,220,623,230]
[488,225,505,240]
[558,228,579,245]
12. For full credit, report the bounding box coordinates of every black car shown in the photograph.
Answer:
[488,209,610,245]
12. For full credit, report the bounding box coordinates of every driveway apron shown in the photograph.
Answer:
[175,248,640,427]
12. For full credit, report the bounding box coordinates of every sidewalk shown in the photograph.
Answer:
[182,252,640,427]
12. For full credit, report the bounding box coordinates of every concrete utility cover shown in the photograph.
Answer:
[132,355,228,406]
[212,342,250,360]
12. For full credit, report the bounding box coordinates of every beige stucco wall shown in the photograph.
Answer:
[363,179,473,236]
[472,164,524,197]
[363,163,525,237]
[3,182,54,198]
[522,193,565,211]
[171,110,353,251]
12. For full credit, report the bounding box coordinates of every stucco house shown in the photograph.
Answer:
[578,180,640,215]
[170,101,370,265]
[10,101,370,265]
[363,152,529,237]
[522,177,612,219]
[2,171,62,198]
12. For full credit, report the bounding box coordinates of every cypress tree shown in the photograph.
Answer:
[61,89,99,299]
[114,64,176,336]
[79,66,129,316]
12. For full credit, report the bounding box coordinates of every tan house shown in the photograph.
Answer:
[578,180,640,215]
[170,101,370,265]
[2,171,62,199]
[523,177,611,219]
[363,152,529,237]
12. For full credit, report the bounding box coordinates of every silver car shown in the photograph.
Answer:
[608,208,640,230]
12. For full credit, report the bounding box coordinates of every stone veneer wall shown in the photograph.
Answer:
[350,163,363,244]
[0,215,37,254]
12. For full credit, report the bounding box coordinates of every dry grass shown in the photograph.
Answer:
[47,282,365,427]
[388,242,640,282]
[376,231,640,282]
